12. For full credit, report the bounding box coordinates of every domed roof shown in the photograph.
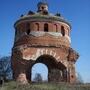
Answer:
[14,2,71,29]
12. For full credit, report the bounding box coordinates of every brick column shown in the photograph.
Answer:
[68,61,76,83]
[17,73,28,84]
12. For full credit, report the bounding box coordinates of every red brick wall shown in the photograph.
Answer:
[15,21,70,36]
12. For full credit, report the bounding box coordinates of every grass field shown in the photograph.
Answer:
[0,81,90,90]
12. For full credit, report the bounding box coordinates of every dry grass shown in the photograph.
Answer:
[0,81,90,90]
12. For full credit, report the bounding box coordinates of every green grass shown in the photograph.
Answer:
[0,81,90,90]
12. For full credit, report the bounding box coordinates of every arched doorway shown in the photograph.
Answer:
[30,55,67,82]
[31,63,48,82]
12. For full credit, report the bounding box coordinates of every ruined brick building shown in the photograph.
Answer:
[11,2,79,84]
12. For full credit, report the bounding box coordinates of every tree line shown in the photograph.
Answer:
[0,56,13,85]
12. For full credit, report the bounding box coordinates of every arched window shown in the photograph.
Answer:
[54,24,58,32]
[36,23,39,31]
[26,23,30,35]
[61,26,65,36]
[44,23,48,32]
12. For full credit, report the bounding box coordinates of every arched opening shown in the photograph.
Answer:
[61,26,65,36]
[35,23,39,31]
[54,24,58,32]
[44,23,48,32]
[30,55,67,82]
[31,63,48,82]
[26,23,30,35]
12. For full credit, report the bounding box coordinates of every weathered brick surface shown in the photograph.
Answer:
[12,2,79,84]
[14,35,70,47]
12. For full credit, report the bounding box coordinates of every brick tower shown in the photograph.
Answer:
[11,2,79,84]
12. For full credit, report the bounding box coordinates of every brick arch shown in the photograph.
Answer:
[22,48,67,67]
[29,54,67,82]
[35,54,66,69]
[35,55,58,65]
[41,49,67,67]
[30,55,55,75]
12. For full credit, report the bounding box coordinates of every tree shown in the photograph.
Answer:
[0,56,13,82]
[76,72,83,83]
[33,73,42,83]
[0,77,4,86]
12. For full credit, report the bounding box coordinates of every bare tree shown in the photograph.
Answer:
[76,72,83,83]
[0,56,13,83]
[33,73,42,83]
[0,77,4,86]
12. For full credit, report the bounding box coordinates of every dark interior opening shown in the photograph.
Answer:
[61,26,65,36]
[44,23,48,32]
[27,29,30,35]
[26,23,30,35]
